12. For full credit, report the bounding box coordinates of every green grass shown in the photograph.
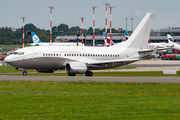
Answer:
[1,66,180,76]
[0,66,34,73]
[0,81,180,119]
[106,66,136,70]
[0,66,135,73]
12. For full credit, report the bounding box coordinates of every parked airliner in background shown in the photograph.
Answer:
[102,32,116,46]
[124,30,129,40]
[30,32,83,46]
[167,34,180,50]
[102,30,129,46]
[5,13,156,76]
[122,29,173,55]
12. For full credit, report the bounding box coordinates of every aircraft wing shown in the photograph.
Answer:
[157,47,173,51]
[138,46,159,54]
[138,46,158,59]
[138,46,173,53]
[86,59,138,69]
[87,59,138,65]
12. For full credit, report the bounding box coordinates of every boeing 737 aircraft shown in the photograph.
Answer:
[167,34,180,50]
[30,32,83,46]
[5,13,156,76]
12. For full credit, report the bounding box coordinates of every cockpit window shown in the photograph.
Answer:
[13,52,18,54]
[13,52,24,55]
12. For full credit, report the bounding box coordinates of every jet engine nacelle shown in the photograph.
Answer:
[65,62,87,74]
[35,69,55,73]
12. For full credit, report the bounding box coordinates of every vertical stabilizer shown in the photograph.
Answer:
[124,30,129,40]
[103,32,116,46]
[31,32,43,43]
[112,13,154,49]
[167,34,174,45]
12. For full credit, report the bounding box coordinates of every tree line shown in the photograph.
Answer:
[0,23,120,45]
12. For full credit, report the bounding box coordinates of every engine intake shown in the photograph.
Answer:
[65,62,87,74]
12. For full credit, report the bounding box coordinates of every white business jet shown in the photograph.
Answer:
[4,13,155,76]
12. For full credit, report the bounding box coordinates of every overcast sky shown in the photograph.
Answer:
[0,0,179,31]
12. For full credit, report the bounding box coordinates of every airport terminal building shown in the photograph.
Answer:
[55,27,180,46]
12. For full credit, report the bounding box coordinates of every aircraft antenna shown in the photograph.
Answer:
[48,6,55,45]
[20,17,27,48]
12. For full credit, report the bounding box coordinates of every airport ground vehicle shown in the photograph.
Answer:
[169,55,176,60]
[161,55,166,60]
[161,54,177,60]
[175,55,180,60]
[166,50,173,54]
[0,56,5,61]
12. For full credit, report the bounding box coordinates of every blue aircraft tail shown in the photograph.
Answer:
[31,32,43,43]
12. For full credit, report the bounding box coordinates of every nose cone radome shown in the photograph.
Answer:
[4,56,10,63]
[4,55,17,66]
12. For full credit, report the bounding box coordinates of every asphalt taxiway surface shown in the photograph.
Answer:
[0,59,180,83]
[0,75,180,83]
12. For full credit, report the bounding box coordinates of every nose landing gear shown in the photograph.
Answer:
[16,67,27,76]
[22,71,27,76]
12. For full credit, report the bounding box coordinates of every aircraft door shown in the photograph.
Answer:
[32,49,38,61]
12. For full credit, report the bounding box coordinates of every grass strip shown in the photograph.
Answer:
[1,71,180,76]
[0,81,180,119]
[1,66,180,76]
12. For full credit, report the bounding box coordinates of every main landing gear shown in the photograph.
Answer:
[22,71,27,76]
[85,70,93,77]
[67,70,93,77]
[68,73,76,76]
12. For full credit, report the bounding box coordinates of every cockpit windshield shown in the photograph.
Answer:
[13,52,24,55]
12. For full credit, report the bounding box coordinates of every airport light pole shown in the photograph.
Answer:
[125,14,128,31]
[80,17,86,46]
[20,17,27,48]
[130,14,134,31]
[48,6,55,45]
[92,6,96,47]
[109,6,114,46]
[104,3,110,47]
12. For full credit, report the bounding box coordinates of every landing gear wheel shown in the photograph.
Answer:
[85,70,93,77]
[22,71,27,76]
[68,73,76,76]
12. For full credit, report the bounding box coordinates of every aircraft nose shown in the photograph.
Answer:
[4,56,10,63]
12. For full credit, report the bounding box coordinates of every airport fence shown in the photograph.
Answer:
[0,46,14,51]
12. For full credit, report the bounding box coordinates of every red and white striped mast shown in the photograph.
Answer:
[109,6,114,46]
[80,17,85,46]
[20,17,27,48]
[48,6,55,45]
[92,6,96,47]
[104,3,109,47]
